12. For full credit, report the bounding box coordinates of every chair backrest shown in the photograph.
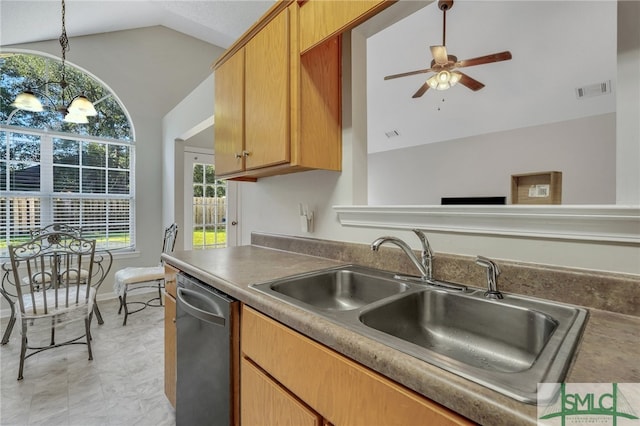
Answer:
[9,233,96,316]
[91,249,113,290]
[162,223,178,256]
[22,226,113,297]
[30,223,83,238]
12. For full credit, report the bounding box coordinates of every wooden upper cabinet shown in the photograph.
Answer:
[213,1,341,180]
[214,49,245,176]
[212,0,400,179]
[298,0,395,53]
[245,10,290,170]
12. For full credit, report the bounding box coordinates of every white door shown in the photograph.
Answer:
[184,151,239,248]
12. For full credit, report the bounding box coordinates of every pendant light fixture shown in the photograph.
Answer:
[10,0,97,123]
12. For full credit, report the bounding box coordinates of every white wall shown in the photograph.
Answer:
[616,0,640,204]
[159,5,638,276]
[162,70,224,251]
[368,113,616,205]
[232,29,640,275]
[6,26,224,297]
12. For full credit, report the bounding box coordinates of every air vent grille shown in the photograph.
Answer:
[575,80,611,99]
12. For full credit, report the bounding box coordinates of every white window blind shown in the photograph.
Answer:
[1,128,135,256]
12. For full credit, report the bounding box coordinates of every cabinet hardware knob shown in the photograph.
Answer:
[231,221,238,226]
[234,153,242,159]
[242,150,251,157]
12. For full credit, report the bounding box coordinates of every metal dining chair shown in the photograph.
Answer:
[1,225,112,345]
[30,223,112,324]
[113,223,178,325]
[8,232,97,380]
[29,223,83,238]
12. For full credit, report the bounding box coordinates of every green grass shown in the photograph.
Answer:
[193,229,227,247]
[1,231,226,251]
[0,233,132,250]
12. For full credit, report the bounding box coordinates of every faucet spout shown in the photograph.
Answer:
[476,256,503,299]
[371,229,433,281]
[412,229,434,281]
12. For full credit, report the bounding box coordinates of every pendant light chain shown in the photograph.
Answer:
[10,0,97,120]
[59,0,69,85]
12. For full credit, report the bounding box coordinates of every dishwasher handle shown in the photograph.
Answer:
[177,287,226,327]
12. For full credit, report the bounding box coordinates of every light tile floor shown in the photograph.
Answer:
[0,295,175,426]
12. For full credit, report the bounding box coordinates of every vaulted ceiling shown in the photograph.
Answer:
[1,1,620,153]
[0,1,274,48]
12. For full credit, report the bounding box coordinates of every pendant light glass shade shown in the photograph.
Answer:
[63,110,89,124]
[11,91,44,112]
[68,95,97,116]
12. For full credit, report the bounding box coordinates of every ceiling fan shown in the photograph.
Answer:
[384,0,512,98]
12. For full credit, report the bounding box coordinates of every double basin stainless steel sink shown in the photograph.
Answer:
[251,265,588,404]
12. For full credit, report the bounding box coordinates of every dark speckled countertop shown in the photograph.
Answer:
[163,240,640,426]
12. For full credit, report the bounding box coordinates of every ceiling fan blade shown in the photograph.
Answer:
[412,82,431,98]
[456,51,512,68]
[458,72,485,91]
[384,68,433,80]
[430,45,449,65]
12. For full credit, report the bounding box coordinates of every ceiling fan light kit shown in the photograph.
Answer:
[427,70,462,91]
[384,0,512,98]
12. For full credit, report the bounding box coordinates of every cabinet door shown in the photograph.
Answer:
[214,48,245,176]
[244,9,290,170]
[163,293,176,408]
[299,0,392,52]
[242,306,473,426]
[241,357,322,426]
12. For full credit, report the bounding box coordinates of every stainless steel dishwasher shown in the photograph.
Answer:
[176,272,238,426]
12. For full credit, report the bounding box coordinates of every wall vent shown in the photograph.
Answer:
[575,80,611,99]
[385,129,400,138]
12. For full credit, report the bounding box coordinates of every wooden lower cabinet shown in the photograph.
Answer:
[240,305,473,426]
[241,357,322,426]
[163,265,178,408]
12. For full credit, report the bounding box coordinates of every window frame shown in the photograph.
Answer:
[183,151,227,250]
[1,50,136,256]
[1,124,136,255]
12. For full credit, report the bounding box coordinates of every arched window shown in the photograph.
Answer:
[1,52,135,255]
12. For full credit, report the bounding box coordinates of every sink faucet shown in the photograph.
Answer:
[371,229,433,281]
[475,256,503,299]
